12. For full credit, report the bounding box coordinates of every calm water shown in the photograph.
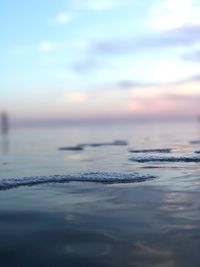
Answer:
[0,121,200,267]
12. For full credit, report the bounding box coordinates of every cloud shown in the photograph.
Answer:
[116,80,156,89]
[116,74,200,90]
[72,58,102,73]
[148,0,200,31]
[55,13,75,25]
[38,41,58,53]
[71,25,200,78]
[8,74,200,123]
[165,93,200,101]
[125,78,200,118]
[182,50,200,62]
[72,58,112,74]
[92,25,200,54]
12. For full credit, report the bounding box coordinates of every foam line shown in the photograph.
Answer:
[0,172,156,190]
[129,155,200,163]
[129,148,172,153]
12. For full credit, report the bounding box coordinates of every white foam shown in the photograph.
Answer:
[129,155,200,163]
[0,172,156,190]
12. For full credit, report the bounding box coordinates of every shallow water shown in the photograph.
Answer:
[0,121,200,267]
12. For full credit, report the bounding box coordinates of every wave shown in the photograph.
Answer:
[78,140,128,147]
[59,140,128,151]
[129,148,172,153]
[129,155,200,163]
[0,172,156,190]
[59,146,84,151]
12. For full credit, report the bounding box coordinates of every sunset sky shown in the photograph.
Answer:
[1,0,200,124]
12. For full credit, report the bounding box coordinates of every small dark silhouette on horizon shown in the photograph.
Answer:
[1,112,10,154]
[1,112,9,136]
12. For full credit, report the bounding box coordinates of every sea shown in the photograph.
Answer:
[0,120,200,267]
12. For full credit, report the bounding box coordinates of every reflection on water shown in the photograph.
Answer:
[0,112,9,136]
[0,183,199,267]
[1,137,9,155]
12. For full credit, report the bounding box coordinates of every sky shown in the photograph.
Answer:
[1,0,200,124]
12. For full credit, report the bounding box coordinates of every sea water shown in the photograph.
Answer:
[0,121,200,267]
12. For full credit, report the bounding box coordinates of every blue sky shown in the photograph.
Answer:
[1,0,200,122]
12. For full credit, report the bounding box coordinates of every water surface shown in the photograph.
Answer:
[0,121,200,267]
